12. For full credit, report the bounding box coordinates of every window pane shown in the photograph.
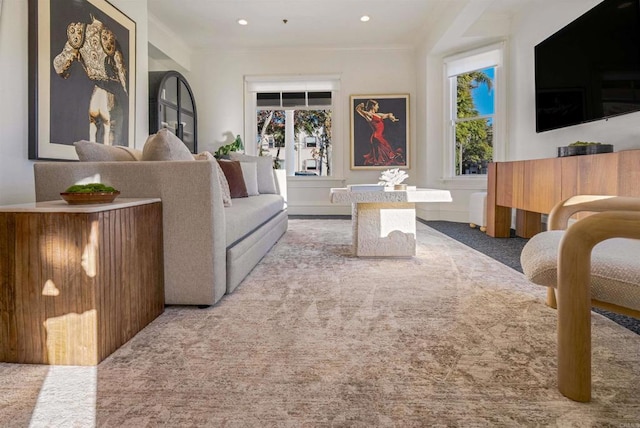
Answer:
[181,114,195,153]
[256,109,332,176]
[293,110,331,175]
[180,82,194,114]
[162,76,178,105]
[454,118,493,176]
[257,93,281,107]
[160,104,178,132]
[282,92,306,107]
[456,67,494,119]
[308,91,332,106]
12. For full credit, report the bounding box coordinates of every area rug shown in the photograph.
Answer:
[1,219,639,427]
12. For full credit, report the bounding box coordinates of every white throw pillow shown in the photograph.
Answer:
[229,153,277,194]
[239,161,259,196]
[142,129,194,161]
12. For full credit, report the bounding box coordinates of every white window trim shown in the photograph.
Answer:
[441,42,507,182]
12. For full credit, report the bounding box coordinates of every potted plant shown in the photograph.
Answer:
[214,134,244,159]
[60,183,120,204]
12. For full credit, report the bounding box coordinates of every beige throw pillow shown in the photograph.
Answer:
[229,153,277,194]
[142,129,194,161]
[74,140,142,161]
[213,159,232,207]
[192,152,232,206]
[193,151,215,161]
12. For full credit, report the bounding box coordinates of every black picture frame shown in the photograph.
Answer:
[28,0,136,160]
[350,94,410,170]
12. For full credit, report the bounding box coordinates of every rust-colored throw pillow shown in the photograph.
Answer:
[217,159,248,198]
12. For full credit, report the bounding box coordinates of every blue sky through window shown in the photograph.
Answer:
[471,67,495,116]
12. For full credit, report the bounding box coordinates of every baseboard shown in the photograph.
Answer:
[417,207,468,223]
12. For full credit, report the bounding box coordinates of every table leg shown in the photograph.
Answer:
[354,202,416,257]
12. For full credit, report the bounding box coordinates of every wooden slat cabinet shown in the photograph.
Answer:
[495,161,524,209]
[487,149,640,238]
[618,150,640,197]
[0,199,163,365]
[523,158,562,213]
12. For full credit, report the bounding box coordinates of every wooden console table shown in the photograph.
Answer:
[0,198,164,365]
[487,149,640,238]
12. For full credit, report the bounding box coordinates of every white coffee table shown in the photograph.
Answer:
[330,187,452,257]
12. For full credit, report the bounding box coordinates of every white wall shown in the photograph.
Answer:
[189,47,419,215]
[417,0,640,223]
[417,44,491,222]
[508,0,640,161]
[0,0,149,206]
[4,1,640,216]
[0,0,31,204]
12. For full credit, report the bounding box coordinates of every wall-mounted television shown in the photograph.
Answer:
[535,0,640,132]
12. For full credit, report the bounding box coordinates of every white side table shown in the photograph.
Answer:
[330,188,452,257]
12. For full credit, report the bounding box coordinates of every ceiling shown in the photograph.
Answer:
[147,0,538,52]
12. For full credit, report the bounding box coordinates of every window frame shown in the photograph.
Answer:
[442,43,506,181]
[244,75,341,177]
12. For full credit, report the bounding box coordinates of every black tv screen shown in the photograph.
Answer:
[535,0,640,132]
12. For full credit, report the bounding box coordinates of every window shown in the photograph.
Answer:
[444,44,504,178]
[245,75,340,177]
[256,102,331,176]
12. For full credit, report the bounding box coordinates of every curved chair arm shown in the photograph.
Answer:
[548,195,640,230]
[557,209,640,402]
[545,195,640,309]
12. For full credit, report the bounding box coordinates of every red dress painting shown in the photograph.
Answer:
[362,115,404,166]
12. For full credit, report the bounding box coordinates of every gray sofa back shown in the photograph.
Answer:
[34,160,227,306]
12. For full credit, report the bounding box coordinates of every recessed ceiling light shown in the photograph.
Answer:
[237,18,248,26]
[360,15,370,22]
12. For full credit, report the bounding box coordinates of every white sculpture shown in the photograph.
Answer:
[378,168,408,187]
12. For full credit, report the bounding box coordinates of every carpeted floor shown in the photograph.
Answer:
[425,220,640,335]
[1,219,640,426]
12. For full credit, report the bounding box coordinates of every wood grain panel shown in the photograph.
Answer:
[560,157,579,200]
[617,150,640,197]
[576,151,619,195]
[0,202,163,365]
[487,149,640,238]
[496,161,525,208]
[523,158,562,213]
[486,162,512,237]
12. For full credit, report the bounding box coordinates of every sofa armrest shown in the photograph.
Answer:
[34,160,227,305]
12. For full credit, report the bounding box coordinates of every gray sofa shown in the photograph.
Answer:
[34,160,288,306]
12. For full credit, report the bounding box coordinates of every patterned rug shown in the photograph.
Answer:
[1,219,639,426]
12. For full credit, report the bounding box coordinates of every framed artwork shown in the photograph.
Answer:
[28,0,136,160]
[350,94,409,170]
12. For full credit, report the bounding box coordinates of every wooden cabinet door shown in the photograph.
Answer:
[523,157,562,213]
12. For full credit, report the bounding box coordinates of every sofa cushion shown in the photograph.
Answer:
[240,161,259,196]
[142,129,194,161]
[225,194,286,247]
[75,140,142,161]
[229,153,277,194]
[218,159,248,198]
